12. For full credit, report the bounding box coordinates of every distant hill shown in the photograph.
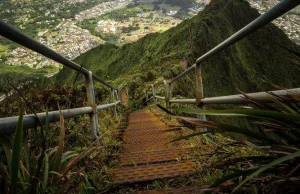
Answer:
[157,0,195,8]
[55,0,300,99]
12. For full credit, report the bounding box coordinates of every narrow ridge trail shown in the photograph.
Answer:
[110,109,197,184]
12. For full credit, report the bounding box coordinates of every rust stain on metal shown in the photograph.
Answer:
[110,161,195,184]
[110,110,195,184]
[136,186,205,194]
[118,148,192,166]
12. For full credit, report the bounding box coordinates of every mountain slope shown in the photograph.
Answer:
[55,0,300,99]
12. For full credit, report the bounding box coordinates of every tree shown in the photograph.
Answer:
[153,4,160,10]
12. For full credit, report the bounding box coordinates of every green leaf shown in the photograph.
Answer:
[22,131,30,191]
[61,151,78,164]
[42,153,49,191]
[55,166,86,194]
[11,108,24,194]
[233,150,300,192]
[212,168,258,187]
[61,137,102,176]
[175,116,268,143]
[176,108,300,122]
[3,141,12,176]
[54,105,65,173]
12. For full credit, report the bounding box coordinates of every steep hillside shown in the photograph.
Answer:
[55,0,300,99]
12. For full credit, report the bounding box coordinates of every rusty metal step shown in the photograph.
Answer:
[116,148,193,166]
[136,186,205,194]
[128,117,160,124]
[122,141,172,152]
[123,131,173,142]
[123,136,170,144]
[122,129,175,135]
[111,110,196,185]
[116,129,180,140]
[124,127,165,133]
[110,161,196,184]
[127,123,166,130]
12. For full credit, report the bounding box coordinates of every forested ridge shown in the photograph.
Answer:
[55,0,300,99]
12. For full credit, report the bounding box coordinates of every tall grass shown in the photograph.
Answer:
[10,107,24,194]
[173,92,300,193]
[0,109,114,193]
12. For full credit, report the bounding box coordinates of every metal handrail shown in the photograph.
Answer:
[1,0,299,136]
[155,96,165,100]
[0,21,115,90]
[149,0,299,133]
[0,21,122,137]
[169,88,300,105]
[170,0,299,84]
[0,101,120,135]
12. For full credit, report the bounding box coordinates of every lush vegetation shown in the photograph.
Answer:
[56,0,300,102]
[170,91,300,193]
[0,63,57,78]
[1,0,300,193]
[53,2,300,190]
[0,61,58,95]
[160,0,194,8]
[0,81,126,193]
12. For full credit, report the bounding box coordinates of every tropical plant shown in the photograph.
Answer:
[0,105,110,194]
[172,91,300,193]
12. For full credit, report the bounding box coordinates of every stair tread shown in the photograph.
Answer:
[111,110,195,184]
[110,161,195,184]
[116,148,193,166]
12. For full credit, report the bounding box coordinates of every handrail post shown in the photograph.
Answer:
[111,89,117,118]
[145,91,149,102]
[85,71,100,136]
[111,88,115,100]
[115,90,120,101]
[152,84,157,105]
[184,57,188,70]
[195,64,207,132]
[168,82,173,110]
[195,64,204,106]
[163,80,170,109]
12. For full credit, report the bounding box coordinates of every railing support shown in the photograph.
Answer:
[111,89,117,118]
[183,57,188,70]
[168,82,173,109]
[85,71,100,136]
[195,64,207,132]
[163,80,170,109]
[115,90,120,101]
[152,84,157,105]
[195,64,204,106]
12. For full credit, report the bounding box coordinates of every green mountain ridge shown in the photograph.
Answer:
[55,0,300,99]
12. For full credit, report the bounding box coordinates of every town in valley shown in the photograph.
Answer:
[0,0,299,76]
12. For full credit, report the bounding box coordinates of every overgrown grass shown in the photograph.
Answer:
[109,105,265,193]
[0,83,127,193]
[0,110,124,193]
[171,91,300,193]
